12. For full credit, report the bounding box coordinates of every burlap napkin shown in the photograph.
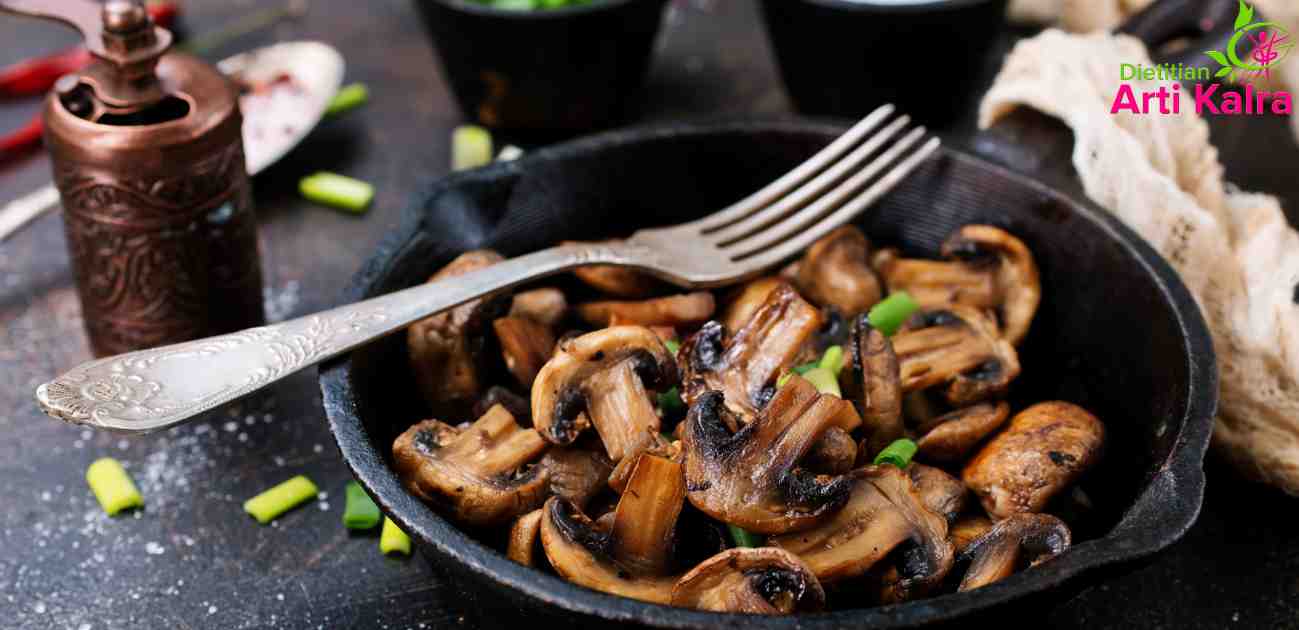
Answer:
[980,29,1299,493]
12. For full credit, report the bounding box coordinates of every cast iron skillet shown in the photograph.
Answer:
[319,117,1217,627]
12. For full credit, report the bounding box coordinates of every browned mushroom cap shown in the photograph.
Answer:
[682,377,855,535]
[805,426,858,475]
[509,287,568,328]
[493,316,557,390]
[892,306,1021,406]
[720,277,787,332]
[530,326,677,461]
[770,465,953,593]
[915,401,1010,463]
[540,448,614,509]
[539,454,686,604]
[950,514,993,554]
[576,292,716,328]
[392,404,549,526]
[958,513,1071,591]
[507,509,544,567]
[564,241,660,298]
[670,547,826,614]
[680,284,822,421]
[408,250,509,410]
[909,464,969,525]
[794,226,883,316]
[848,314,904,455]
[874,226,1040,346]
[963,402,1104,519]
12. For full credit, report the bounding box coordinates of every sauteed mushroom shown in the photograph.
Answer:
[720,277,786,332]
[473,385,531,425]
[540,448,614,509]
[771,465,952,594]
[805,426,858,475]
[408,250,509,410]
[392,404,549,526]
[510,287,568,327]
[909,464,968,525]
[682,377,856,534]
[893,306,1021,405]
[957,514,1072,592]
[915,401,1011,463]
[493,316,557,390]
[794,226,883,316]
[874,225,1040,345]
[539,454,686,604]
[950,514,994,554]
[963,402,1104,519]
[564,241,659,298]
[531,326,677,461]
[577,292,716,328]
[681,284,822,421]
[671,547,826,614]
[507,509,544,567]
[848,314,903,455]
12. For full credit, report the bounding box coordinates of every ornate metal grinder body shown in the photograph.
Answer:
[3,0,264,356]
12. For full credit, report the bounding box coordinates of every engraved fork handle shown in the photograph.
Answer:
[36,243,635,433]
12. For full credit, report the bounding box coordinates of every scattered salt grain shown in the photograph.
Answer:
[208,605,217,615]
[223,421,238,433]
[313,444,323,454]
[32,601,46,613]
[145,542,165,555]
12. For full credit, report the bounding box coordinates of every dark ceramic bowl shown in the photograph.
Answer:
[412,0,669,135]
[319,119,1216,627]
[760,0,1009,126]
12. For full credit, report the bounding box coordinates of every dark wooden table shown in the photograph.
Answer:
[3,1,1299,629]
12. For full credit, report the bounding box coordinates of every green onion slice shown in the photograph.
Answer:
[728,524,763,548]
[801,366,841,398]
[656,386,686,416]
[243,475,318,524]
[873,438,919,469]
[380,517,412,555]
[86,457,143,516]
[867,291,919,337]
[664,338,681,355]
[299,172,374,213]
[819,345,845,376]
[343,481,381,530]
[452,125,493,171]
[325,83,369,117]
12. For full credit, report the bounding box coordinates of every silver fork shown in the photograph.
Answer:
[35,105,940,433]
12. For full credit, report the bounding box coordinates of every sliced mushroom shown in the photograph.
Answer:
[958,514,1071,591]
[892,306,1021,405]
[805,426,858,475]
[607,433,679,494]
[509,287,568,328]
[794,226,883,316]
[963,401,1104,519]
[874,225,1040,345]
[682,377,855,534]
[392,404,549,526]
[848,314,903,455]
[539,453,686,604]
[530,326,677,461]
[670,547,826,614]
[770,465,953,594]
[507,509,544,566]
[909,464,968,525]
[577,292,716,328]
[915,401,1010,463]
[950,514,993,554]
[720,277,787,332]
[472,385,531,426]
[408,250,510,410]
[681,284,822,421]
[493,316,557,390]
[540,448,614,509]
[565,241,659,298]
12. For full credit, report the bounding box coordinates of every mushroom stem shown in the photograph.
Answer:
[958,513,1072,591]
[850,315,903,455]
[493,316,556,390]
[584,359,661,461]
[611,454,687,576]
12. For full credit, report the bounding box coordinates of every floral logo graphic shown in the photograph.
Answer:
[1206,1,1293,82]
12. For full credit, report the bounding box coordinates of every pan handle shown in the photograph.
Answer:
[1116,0,1244,67]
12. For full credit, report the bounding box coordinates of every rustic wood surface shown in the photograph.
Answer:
[2,1,1298,629]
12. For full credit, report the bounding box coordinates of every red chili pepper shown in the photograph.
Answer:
[0,113,44,164]
[0,2,180,98]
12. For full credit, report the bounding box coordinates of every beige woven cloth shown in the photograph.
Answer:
[980,29,1299,492]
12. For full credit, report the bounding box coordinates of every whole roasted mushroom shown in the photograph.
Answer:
[794,226,883,316]
[915,401,1011,463]
[408,250,510,410]
[957,513,1072,591]
[874,225,1040,345]
[848,314,903,455]
[680,284,822,421]
[531,326,677,461]
[682,377,857,534]
[892,306,1021,405]
[576,292,716,328]
[770,465,953,595]
[392,404,549,526]
[963,401,1104,519]
[539,453,687,604]
[670,547,826,614]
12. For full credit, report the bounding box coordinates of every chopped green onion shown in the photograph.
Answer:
[802,366,841,398]
[380,517,412,555]
[86,457,143,516]
[657,386,686,416]
[452,125,493,171]
[664,339,681,355]
[299,172,374,213]
[243,475,318,524]
[873,438,919,469]
[728,524,763,548]
[343,481,381,530]
[325,83,369,117]
[819,345,845,377]
[867,291,920,337]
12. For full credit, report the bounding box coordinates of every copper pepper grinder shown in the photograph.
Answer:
[1,0,264,356]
